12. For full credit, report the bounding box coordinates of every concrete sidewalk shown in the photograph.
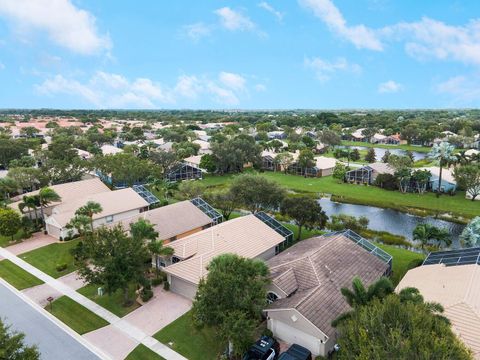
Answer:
[0,247,187,360]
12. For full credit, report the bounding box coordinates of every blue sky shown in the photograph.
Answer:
[0,0,480,109]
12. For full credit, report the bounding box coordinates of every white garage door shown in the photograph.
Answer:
[269,319,323,356]
[170,276,197,300]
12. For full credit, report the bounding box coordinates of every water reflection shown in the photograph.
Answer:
[350,146,428,161]
[318,198,465,247]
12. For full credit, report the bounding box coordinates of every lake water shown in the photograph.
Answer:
[351,146,428,161]
[318,198,465,246]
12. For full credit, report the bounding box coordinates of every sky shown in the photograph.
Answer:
[1,0,480,109]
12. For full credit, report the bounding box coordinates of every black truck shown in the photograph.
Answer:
[278,344,312,360]
[242,336,280,360]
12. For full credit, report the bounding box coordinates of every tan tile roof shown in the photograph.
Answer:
[266,234,389,338]
[118,200,212,240]
[164,215,285,284]
[314,156,337,170]
[9,178,110,211]
[48,188,149,227]
[368,162,395,175]
[397,263,480,358]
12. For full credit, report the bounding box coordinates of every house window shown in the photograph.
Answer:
[172,256,181,264]
[105,215,114,224]
[267,291,279,304]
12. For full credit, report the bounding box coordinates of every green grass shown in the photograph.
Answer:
[0,260,44,290]
[19,239,81,278]
[0,229,28,247]
[45,296,109,334]
[154,311,223,360]
[374,243,425,285]
[126,345,166,360]
[202,172,480,219]
[341,140,432,153]
[77,283,140,317]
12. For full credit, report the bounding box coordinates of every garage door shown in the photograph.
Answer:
[170,276,198,300]
[46,224,61,239]
[269,319,323,356]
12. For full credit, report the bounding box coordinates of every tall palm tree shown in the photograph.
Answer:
[75,201,103,232]
[413,223,451,250]
[18,195,38,222]
[332,276,394,326]
[66,214,91,237]
[148,240,174,273]
[428,142,457,195]
[38,187,61,231]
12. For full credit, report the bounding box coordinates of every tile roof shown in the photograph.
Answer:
[266,233,389,338]
[163,215,285,284]
[118,200,213,240]
[397,263,480,358]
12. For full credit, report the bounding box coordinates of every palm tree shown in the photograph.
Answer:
[66,214,91,237]
[75,201,103,232]
[413,223,451,250]
[38,187,61,231]
[18,195,38,222]
[398,287,450,324]
[148,240,174,273]
[429,142,457,195]
[332,276,394,326]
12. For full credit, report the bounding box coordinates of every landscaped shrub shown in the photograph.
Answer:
[55,263,68,272]
[163,281,170,291]
[152,277,163,286]
[262,328,273,338]
[406,258,424,271]
[141,289,153,302]
[359,229,411,247]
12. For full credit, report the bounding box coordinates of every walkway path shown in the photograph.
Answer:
[0,247,187,360]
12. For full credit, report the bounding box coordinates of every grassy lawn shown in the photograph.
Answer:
[374,243,425,285]
[126,345,165,360]
[45,296,108,335]
[154,311,223,360]
[0,230,28,247]
[341,140,432,153]
[0,260,44,290]
[77,283,140,317]
[19,239,81,278]
[202,172,480,219]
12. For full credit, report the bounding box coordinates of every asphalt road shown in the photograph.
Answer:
[0,283,101,360]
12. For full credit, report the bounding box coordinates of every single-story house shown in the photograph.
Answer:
[101,144,123,156]
[288,156,337,177]
[119,199,219,249]
[165,163,203,182]
[193,139,211,155]
[345,162,395,185]
[397,248,480,359]
[421,166,457,193]
[349,128,366,142]
[9,178,110,217]
[163,213,292,300]
[45,187,149,239]
[264,231,392,357]
[183,155,203,170]
[261,151,299,172]
[267,131,287,140]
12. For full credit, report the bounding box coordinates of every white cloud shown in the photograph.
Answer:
[436,75,480,104]
[382,17,480,65]
[183,22,211,41]
[0,0,111,55]
[255,84,267,92]
[258,2,284,22]
[304,56,361,81]
[214,7,255,32]
[378,80,403,93]
[36,71,253,107]
[219,71,246,91]
[299,0,383,51]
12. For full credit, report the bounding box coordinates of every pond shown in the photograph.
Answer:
[318,198,465,247]
[351,146,428,161]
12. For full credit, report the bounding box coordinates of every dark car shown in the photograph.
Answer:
[278,344,312,360]
[242,336,280,360]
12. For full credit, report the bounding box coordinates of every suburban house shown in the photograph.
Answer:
[193,139,211,154]
[264,231,392,357]
[165,163,203,182]
[101,144,123,156]
[397,248,480,358]
[345,162,395,185]
[119,198,221,249]
[183,155,203,170]
[288,157,337,177]
[421,166,457,193]
[349,128,366,142]
[9,178,111,217]
[261,150,299,172]
[163,213,293,300]
[267,131,287,140]
[45,187,149,239]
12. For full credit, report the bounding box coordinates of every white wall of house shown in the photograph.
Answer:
[267,309,330,357]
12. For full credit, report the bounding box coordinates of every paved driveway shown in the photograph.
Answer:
[83,325,138,360]
[58,271,87,290]
[22,283,63,307]
[4,232,57,255]
[123,287,192,335]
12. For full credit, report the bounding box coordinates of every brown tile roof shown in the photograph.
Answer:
[163,214,285,284]
[118,200,213,240]
[266,233,389,338]
[397,264,480,358]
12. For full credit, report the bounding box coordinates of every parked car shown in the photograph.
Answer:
[278,344,312,360]
[242,336,280,360]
